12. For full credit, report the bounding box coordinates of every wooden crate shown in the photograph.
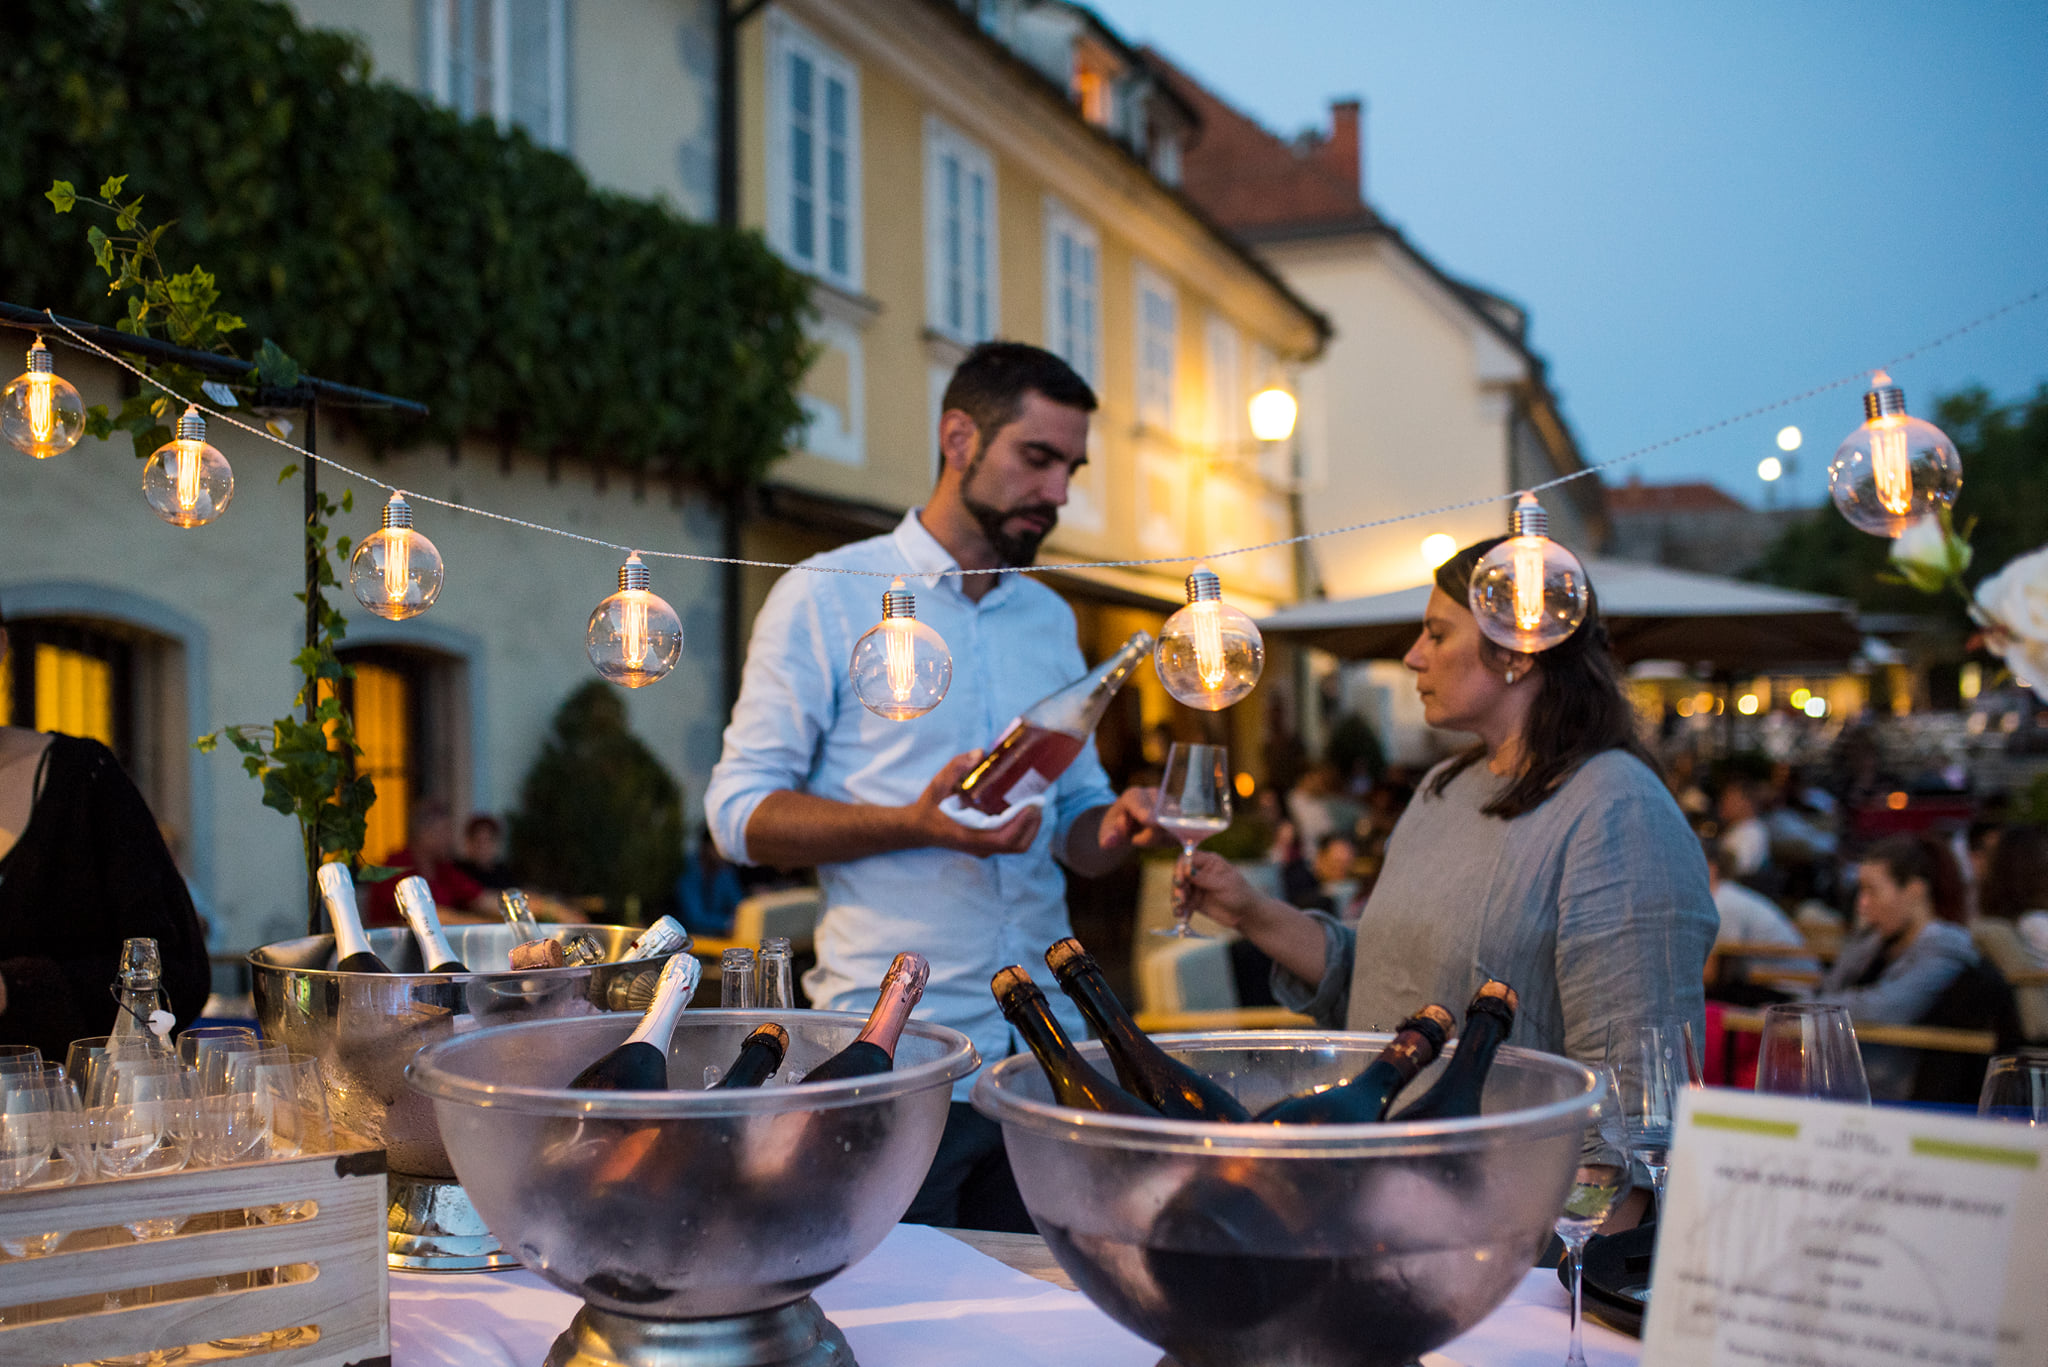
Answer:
[0,1146,389,1367]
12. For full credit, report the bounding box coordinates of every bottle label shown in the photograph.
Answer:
[1008,768,1052,804]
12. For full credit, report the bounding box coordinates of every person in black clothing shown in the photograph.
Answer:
[0,600,210,1060]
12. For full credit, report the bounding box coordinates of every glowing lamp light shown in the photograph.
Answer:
[1,336,86,458]
[1776,426,1802,452]
[1804,696,1829,719]
[1420,533,1457,568]
[587,552,683,687]
[349,491,444,620]
[1736,694,1760,715]
[142,406,233,528]
[849,578,951,720]
[1757,456,1783,483]
[1248,386,1298,443]
[1155,564,1264,711]
[1827,372,1961,537]
[1468,493,1589,653]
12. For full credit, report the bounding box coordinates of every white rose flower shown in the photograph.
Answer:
[1975,544,2048,703]
[1889,515,1970,594]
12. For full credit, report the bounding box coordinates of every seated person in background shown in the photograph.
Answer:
[1807,832,1980,1100]
[454,813,515,890]
[1704,837,1813,958]
[368,798,494,927]
[1977,824,2048,967]
[1714,774,1772,883]
[0,601,211,1059]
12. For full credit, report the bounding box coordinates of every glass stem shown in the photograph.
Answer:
[1175,843,1196,929]
[1565,1236,1589,1367]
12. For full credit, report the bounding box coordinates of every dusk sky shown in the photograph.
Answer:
[1090,1,2048,512]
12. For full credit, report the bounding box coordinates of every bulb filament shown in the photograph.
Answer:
[383,532,411,604]
[621,593,651,669]
[26,374,57,444]
[1512,536,1546,633]
[1192,599,1227,690]
[1870,419,1912,516]
[175,441,203,512]
[884,619,917,702]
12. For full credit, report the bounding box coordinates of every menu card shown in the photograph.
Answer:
[1643,1089,2048,1367]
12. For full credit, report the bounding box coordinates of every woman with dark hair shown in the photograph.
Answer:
[1977,825,2048,965]
[1178,537,1718,1071]
[0,596,212,1060]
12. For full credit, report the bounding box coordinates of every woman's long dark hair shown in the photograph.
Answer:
[1861,832,1967,924]
[1427,537,1659,819]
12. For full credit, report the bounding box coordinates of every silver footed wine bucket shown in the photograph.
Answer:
[251,922,688,1272]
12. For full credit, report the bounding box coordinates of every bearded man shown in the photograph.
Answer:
[705,341,1166,1230]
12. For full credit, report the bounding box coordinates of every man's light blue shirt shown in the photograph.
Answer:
[705,510,1117,1097]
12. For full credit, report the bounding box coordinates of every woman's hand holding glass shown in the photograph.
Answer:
[1153,743,1232,939]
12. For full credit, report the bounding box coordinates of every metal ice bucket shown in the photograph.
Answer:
[973,1030,1601,1367]
[409,1010,979,1367]
[251,923,682,1271]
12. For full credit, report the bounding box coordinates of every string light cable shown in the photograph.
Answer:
[31,283,2048,584]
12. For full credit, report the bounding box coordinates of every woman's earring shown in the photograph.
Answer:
[1503,670,1518,684]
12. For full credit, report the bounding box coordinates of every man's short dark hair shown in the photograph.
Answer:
[940,341,1097,446]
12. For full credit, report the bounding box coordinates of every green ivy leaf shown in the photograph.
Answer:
[97,174,129,200]
[277,463,298,483]
[254,338,301,388]
[46,180,77,213]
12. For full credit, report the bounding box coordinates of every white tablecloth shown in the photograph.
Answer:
[389,1222,1643,1367]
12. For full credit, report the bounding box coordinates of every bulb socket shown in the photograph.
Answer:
[1862,385,1908,421]
[175,407,207,444]
[1184,565,1222,604]
[618,554,651,593]
[26,338,53,374]
[881,586,916,619]
[381,493,415,530]
[1508,494,1549,539]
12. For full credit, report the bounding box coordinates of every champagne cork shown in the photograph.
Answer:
[510,938,568,970]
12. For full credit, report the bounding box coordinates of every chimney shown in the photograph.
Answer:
[1316,98,1363,198]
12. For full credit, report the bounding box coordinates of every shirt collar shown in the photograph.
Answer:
[891,508,1016,604]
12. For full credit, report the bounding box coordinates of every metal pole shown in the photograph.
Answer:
[304,392,323,937]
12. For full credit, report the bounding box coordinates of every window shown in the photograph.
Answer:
[1044,199,1100,385]
[1135,264,1177,432]
[338,645,470,866]
[925,118,997,344]
[3,621,131,757]
[1205,313,1244,453]
[768,15,861,290]
[425,0,569,148]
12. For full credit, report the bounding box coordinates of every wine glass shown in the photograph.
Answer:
[1978,1053,2048,1124]
[94,1059,197,1366]
[1152,742,1232,939]
[1554,1075,1628,1367]
[1604,1017,1700,1213]
[1754,1003,1871,1104]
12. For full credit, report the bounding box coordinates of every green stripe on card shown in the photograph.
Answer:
[1910,1138,2039,1169]
[1692,1113,1800,1138]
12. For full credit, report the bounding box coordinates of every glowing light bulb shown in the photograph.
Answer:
[1776,426,1802,452]
[1155,564,1263,711]
[1757,456,1783,482]
[1420,533,1457,568]
[849,579,951,720]
[587,552,683,687]
[141,406,234,528]
[1248,386,1298,443]
[1827,373,1961,537]
[348,492,445,620]
[1468,493,1589,653]
[1,337,87,458]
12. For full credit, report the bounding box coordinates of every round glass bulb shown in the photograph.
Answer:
[1156,599,1264,711]
[1,369,86,459]
[142,436,234,527]
[587,586,683,688]
[850,616,952,719]
[349,526,445,620]
[1248,387,1298,443]
[1468,533,1589,652]
[1827,411,1961,537]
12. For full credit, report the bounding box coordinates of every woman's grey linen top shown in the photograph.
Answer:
[1272,749,1718,1069]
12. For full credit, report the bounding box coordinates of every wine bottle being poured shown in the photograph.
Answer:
[1253,1006,1453,1124]
[992,965,1157,1116]
[802,952,929,1082]
[951,632,1154,817]
[1044,937,1248,1121]
[317,862,391,974]
[567,953,703,1091]
[1387,980,1519,1122]
[395,875,468,974]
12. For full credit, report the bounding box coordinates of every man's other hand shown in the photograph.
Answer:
[912,751,1042,856]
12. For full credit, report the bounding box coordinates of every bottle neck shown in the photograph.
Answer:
[1443,1005,1513,1073]
[1056,964,1142,1048]
[999,986,1081,1062]
[853,970,922,1055]
[1028,635,1151,734]
[325,886,375,960]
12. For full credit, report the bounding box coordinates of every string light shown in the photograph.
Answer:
[1827,372,1961,537]
[587,552,683,687]
[1155,564,1264,710]
[142,405,233,527]
[849,578,951,720]
[1248,386,1298,443]
[1468,493,1588,653]
[349,491,444,620]
[1,336,86,458]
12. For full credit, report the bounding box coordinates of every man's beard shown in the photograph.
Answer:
[962,457,1058,568]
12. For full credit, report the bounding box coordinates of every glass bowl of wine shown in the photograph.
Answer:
[972,1030,1601,1367]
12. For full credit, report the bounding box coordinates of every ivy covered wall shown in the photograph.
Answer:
[0,0,812,487]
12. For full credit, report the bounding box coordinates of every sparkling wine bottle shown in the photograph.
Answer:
[992,965,1157,1115]
[624,915,689,961]
[567,954,703,1091]
[498,887,539,937]
[395,875,468,973]
[710,1022,789,1090]
[952,631,1154,816]
[318,862,391,974]
[1044,937,1249,1121]
[1253,1006,1454,1124]
[803,952,929,1082]
[1388,981,1519,1122]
